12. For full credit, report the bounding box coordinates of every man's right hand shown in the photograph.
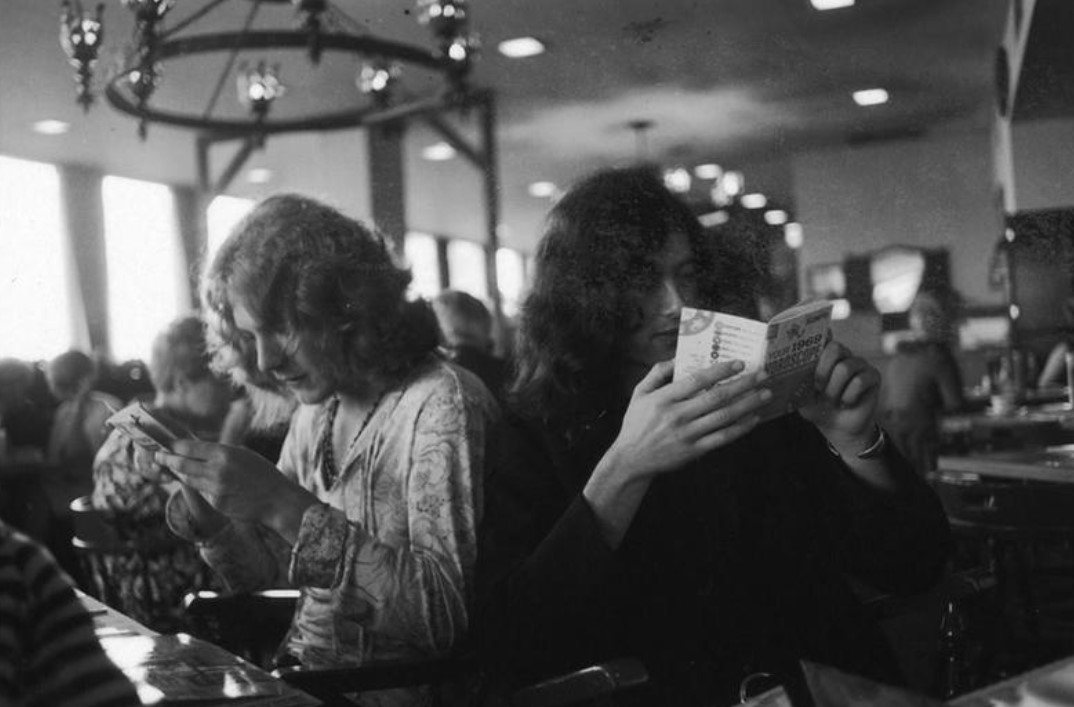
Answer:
[583,359,770,548]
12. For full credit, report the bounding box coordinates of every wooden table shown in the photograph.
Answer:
[937,445,1074,485]
[942,403,1074,434]
[79,592,320,706]
[941,403,1074,453]
[951,654,1074,707]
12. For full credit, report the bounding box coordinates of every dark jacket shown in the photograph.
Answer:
[477,410,951,706]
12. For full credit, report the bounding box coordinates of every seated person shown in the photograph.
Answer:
[153,195,500,707]
[91,316,234,631]
[46,350,121,468]
[0,358,53,541]
[0,358,52,464]
[477,167,951,707]
[1037,296,1074,389]
[879,291,965,473]
[44,350,123,576]
[0,517,141,706]
[431,289,509,398]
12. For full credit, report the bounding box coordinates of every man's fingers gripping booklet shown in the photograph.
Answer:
[674,300,834,421]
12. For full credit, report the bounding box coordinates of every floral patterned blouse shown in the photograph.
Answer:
[167,357,499,707]
[90,416,220,632]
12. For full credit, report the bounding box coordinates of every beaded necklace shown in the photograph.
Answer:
[320,391,385,488]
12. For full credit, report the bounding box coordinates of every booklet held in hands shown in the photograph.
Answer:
[106,401,190,454]
[674,300,834,421]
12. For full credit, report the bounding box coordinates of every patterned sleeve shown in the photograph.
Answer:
[165,418,305,592]
[290,377,489,653]
[166,493,293,592]
[1,529,142,706]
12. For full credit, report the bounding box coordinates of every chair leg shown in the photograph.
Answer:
[936,598,963,698]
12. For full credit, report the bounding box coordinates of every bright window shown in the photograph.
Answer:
[496,248,526,317]
[206,194,255,268]
[102,176,187,362]
[0,156,73,360]
[405,232,441,300]
[447,239,488,301]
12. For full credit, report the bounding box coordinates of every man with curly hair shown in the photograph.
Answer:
[478,167,951,706]
[149,195,500,707]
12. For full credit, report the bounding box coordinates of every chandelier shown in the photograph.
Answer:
[58,0,479,139]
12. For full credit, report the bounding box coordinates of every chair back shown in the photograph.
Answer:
[68,494,191,618]
[182,589,300,670]
[273,651,479,707]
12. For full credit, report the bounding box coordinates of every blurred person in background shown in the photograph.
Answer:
[432,289,508,399]
[44,350,123,574]
[45,350,121,475]
[0,358,52,464]
[879,290,966,474]
[0,358,53,543]
[1036,296,1074,389]
[90,315,235,630]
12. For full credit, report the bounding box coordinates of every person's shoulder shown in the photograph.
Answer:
[93,426,135,465]
[401,356,501,416]
[89,390,124,411]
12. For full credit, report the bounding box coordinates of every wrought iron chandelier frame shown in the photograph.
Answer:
[62,0,478,138]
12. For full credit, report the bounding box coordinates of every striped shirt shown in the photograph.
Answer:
[0,520,142,707]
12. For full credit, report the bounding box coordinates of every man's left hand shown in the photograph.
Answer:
[797,339,881,455]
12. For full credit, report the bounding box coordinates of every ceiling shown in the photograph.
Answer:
[0,0,1009,252]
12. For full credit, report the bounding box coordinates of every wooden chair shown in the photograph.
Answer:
[68,494,190,617]
[929,471,1074,679]
[184,588,477,705]
[274,652,479,707]
[510,659,650,707]
[861,566,997,698]
[274,655,649,707]
[181,589,300,670]
[182,588,648,707]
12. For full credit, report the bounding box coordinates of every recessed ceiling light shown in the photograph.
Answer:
[699,210,730,228]
[693,163,722,180]
[810,0,855,9]
[741,193,767,209]
[832,299,851,320]
[721,171,744,197]
[764,209,788,226]
[528,181,557,198]
[784,222,804,249]
[852,88,889,106]
[663,168,691,194]
[497,37,545,58]
[422,142,456,161]
[32,119,70,135]
[247,168,273,184]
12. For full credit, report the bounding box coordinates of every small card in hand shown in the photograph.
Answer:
[106,402,188,454]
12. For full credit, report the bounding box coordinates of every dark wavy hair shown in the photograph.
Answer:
[201,194,439,396]
[510,166,759,426]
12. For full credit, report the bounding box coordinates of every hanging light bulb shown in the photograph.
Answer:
[126,63,161,104]
[663,167,692,194]
[417,0,478,83]
[59,1,105,111]
[120,0,172,21]
[417,0,469,39]
[237,61,285,120]
[357,59,401,106]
